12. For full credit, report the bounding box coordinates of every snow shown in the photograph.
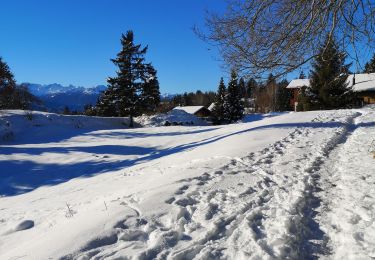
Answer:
[135,109,208,127]
[208,103,215,111]
[286,78,310,89]
[347,73,375,92]
[287,73,375,92]
[0,106,375,259]
[173,106,205,115]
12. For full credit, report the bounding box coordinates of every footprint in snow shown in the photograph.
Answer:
[14,220,34,231]
[3,220,35,235]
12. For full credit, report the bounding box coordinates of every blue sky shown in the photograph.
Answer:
[0,0,227,94]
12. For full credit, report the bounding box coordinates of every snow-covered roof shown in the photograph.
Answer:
[173,106,205,115]
[286,73,375,92]
[346,73,375,92]
[208,103,215,111]
[286,79,310,89]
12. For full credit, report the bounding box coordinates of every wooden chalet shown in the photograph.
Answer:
[286,73,375,111]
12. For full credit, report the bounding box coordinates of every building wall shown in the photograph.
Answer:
[195,108,212,118]
[289,89,300,110]
[358,92,375,104]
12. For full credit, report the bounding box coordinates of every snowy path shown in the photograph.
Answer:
[62,110,369,259]
[1,108,375,259]
[318,108,375,259]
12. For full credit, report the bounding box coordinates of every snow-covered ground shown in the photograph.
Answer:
[0,107,374,259]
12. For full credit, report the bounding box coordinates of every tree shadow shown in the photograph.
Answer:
[85,127,220,140]
[9,127,220,146]
[1,121,374,197]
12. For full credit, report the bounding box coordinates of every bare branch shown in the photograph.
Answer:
[198,0,375,79]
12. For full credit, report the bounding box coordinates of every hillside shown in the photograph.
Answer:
[0,107,374,259]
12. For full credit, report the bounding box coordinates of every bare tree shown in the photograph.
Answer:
[197,0,375,78]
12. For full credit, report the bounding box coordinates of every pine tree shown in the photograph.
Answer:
[141,64,160,114]
[276,79,292,111]
[225,70,244,122]
[14,84,38,109]
[246,78,257,98]
[212,77,227,124]
[238,77,246,98]
[96,31,151,127]
[364,53,375,73]
[96,88,116,116]
[307,36,353,109]
[0,57,16,109]
[0,58,36,110]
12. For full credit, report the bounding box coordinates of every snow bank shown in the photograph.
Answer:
[0,110,130,143]
[135,109,208,127]
[0,110,207,143]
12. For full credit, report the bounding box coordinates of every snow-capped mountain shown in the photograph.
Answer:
[24,83,172,112]
[160,93,176,101]
[23,83,107,112]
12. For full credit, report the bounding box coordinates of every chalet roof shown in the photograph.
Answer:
[286,79,310,89]
[286,73,375,92]
[173,106,205,115]
[347,73,375,92]
[208,103,215,111]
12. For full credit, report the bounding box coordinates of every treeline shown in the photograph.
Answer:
[250,75,291,113]
[156,91,216,114]
[208,70,292,124]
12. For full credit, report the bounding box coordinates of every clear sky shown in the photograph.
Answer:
[0,0,227,94]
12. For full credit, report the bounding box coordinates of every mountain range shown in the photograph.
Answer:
[24,83,107,112]
[24,83,175,113]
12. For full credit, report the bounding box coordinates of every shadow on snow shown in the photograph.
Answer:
[1,121,374,197]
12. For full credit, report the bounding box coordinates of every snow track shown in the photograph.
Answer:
[62,110,364,259]
[318,108,375,259]
[2,109,374,259]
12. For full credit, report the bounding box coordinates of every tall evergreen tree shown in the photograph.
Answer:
[0,57,16,109]
[364,53,375,73]
[96,31,151,126]
[225,70,244,122]
[307,36,353,109]
[212,77,227,124]
[141,64,160,114]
